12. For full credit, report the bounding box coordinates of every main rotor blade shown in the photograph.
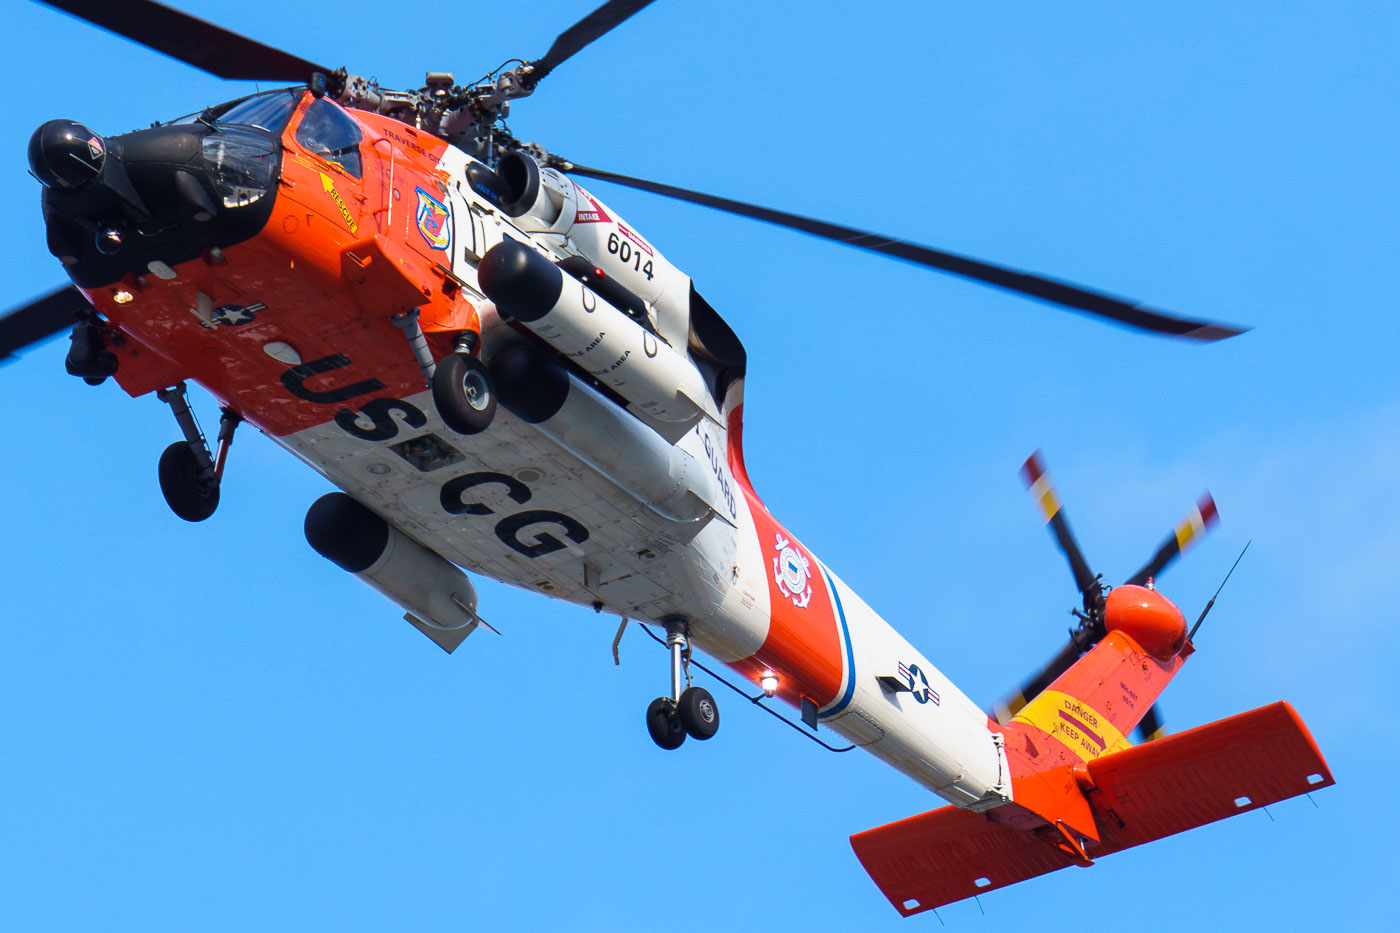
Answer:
[0,285,86,361]
[525,0,656,87]
[36,0,331,82]
[1022,451,1100,604]
[558,162,1248,340]
[1125,492,1219,586]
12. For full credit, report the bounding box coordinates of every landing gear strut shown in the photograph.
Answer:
[645,618,720,750]
[156,382,240,522]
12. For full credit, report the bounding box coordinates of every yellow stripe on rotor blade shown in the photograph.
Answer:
[1031,478,1061,522]
[1174,509,1206,550]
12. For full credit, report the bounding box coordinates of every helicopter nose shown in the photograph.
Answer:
[32,121,282,288]
[28,119,107,190]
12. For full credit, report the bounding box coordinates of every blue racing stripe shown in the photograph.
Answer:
[819,566,857,719]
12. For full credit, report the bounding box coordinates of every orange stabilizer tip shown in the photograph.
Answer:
[1104,584,1187,660]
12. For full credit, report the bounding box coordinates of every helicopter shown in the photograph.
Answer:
[0,0,1335,918]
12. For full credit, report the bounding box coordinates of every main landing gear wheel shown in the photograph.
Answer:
[644,619,721,749]
[432,352,496,435]
[158,441,219,522]
[646,697,687,750]
[678,686,719,740]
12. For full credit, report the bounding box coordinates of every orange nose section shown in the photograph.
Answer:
[1104,584,1187,659]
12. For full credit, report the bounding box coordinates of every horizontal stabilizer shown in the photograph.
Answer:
[851,702,1333,917]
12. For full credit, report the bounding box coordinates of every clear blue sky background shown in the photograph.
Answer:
[2,2,1394,929]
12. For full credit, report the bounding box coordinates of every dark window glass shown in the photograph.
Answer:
[171,88,303,132]
[202,127,280,209]
[214,88,303,133]
[295,99,363,178]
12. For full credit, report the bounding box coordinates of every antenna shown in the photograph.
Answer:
[1187,541,1251,642]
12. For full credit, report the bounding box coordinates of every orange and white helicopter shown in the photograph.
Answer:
[0,0,1333,916]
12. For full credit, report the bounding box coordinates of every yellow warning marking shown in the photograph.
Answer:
[1175,521,1195,549]
[321,172,358,234]
[1011,689,1132,762]
[1175,508,1208,549]
[1030,476,1061,521]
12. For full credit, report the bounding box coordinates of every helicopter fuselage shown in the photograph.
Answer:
[40,88,1010,809]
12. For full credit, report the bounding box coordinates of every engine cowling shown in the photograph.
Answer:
[493,151,691,349]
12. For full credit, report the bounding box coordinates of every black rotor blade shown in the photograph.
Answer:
[525,0,656,87]
[559,162,1248,340]
[1021,451,1100,604]
[1135,704,1166,742]
[1125,492,1219,586]
[0,285,86,362]
[36,0,331,82]
[993,637,1084,724]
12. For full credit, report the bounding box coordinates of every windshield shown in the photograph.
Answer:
[168,88,304,134]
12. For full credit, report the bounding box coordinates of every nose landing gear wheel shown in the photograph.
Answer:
[678,686,719,740]
[646,697,687,750]
[158,440,220,522]
[432,352,496,435]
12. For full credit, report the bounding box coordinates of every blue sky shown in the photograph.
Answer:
[2,1,1395,929]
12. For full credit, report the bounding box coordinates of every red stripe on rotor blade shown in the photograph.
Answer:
[1021,451,1047,487]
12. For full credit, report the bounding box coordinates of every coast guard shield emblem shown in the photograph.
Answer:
[772,534,813,609]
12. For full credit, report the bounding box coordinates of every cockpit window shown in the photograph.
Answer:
[170,88,303,133]
[295,98,363,178]
[213,88,303,133]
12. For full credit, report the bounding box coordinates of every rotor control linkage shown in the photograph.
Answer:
[645,618,719,750]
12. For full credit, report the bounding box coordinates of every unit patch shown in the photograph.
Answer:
[415,186,452,251]
[772,533,813,608]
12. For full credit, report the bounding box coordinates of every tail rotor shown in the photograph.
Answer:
[994,452,1220,741]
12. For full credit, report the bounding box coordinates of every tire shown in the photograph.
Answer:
[678,686,720,740]
[432,352,496,435]
[158,441,219,522]
[646,697,687,750]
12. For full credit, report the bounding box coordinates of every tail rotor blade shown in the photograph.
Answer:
[993,637,1084,724]
[1126,492,1220,586]
[1135,704,1166,742]
[1022,451,1100,605]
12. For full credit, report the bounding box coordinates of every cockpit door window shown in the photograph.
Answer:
[294,99,364,178]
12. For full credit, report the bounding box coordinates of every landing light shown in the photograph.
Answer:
[760,672,779,697]
[112,289,134,304]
